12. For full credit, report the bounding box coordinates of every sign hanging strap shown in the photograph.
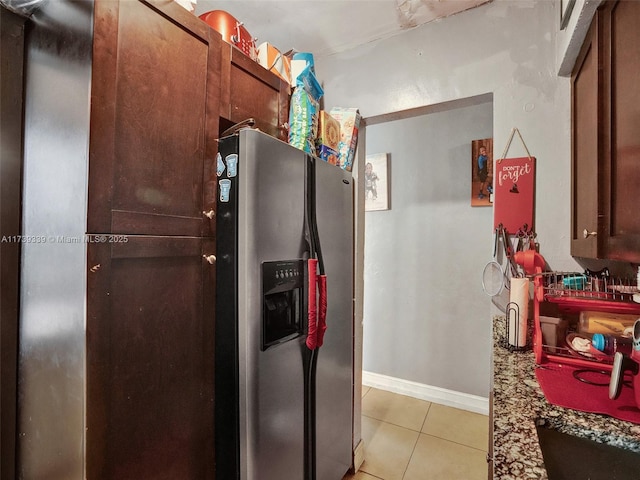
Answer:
[498,127,533,163]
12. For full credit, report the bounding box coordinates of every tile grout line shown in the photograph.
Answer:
[420,431,489,453]
[400,405,431,480]
[400,422,423,480]
[360,413,429,434]
[359,411,489,468]
[419,402,432,432]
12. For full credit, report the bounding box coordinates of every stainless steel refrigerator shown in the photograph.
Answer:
[215,129,354,480]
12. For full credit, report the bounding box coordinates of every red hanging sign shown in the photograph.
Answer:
[493,156,536,233]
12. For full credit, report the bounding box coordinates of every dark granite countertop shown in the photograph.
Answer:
[492,316,640,480]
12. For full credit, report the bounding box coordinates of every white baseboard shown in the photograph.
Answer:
[362,371,489,416]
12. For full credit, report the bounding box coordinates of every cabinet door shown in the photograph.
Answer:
[86,236,215,480]
[89,0,220,237]
[571,15,601,258]
[603,0,640,262]
[220,44,290,141]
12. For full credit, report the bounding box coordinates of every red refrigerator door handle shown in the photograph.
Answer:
[317,275,327,347]
[306,259,318,350]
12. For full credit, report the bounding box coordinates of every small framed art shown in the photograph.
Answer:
[364,153,390,212]
[471,138,493,207]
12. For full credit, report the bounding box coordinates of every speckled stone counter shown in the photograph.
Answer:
[492,316,640,480]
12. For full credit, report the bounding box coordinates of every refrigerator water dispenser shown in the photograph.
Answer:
[262,260,304,350]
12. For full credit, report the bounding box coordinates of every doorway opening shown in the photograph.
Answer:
[356,93,494,411]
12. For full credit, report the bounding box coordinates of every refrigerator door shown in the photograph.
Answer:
[237,130,307,480]
[313,158,354,480]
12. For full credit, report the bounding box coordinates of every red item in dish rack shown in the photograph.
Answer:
[514,249,546,363]
[592,333,633,356]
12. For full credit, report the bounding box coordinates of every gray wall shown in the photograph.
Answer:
[364,101,493,397]
[318,0,581,399]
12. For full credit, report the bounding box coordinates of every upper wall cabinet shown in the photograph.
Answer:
[88,0,221,237]
[571,0,640,263]
[571,10,599,259]
[219,43,291,141]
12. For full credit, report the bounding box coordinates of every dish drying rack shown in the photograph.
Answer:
[543,271,640,308]
[513,250,640,370]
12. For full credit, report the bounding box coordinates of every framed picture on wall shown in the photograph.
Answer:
[364,153,390,211]
[471,138,493,207]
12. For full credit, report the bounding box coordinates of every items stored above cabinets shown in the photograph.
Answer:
[198,10,361,171]
[198,9,290,141]
[571,0,640,263]
[199,9,258,60]
[219,42,291,142]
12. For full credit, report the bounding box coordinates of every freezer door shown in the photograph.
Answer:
[237,130,307,480]
[313,158,355,480]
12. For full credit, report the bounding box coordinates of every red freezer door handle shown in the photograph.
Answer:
[317,275,327,347]
[306,259,318,350]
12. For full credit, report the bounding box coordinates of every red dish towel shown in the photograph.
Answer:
[535,364,640,424]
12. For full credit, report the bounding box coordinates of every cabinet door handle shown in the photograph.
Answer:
[203,254,216,264]
[583,229,597,239]
[202,210,215,219]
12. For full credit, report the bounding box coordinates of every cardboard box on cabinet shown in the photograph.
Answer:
[317,145,340,166]
[317,111,340,148]
[256,42,291,84]
[316,111,341,166]
[329,107,361,172]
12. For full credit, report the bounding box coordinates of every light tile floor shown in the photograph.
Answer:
[343,386,489,480]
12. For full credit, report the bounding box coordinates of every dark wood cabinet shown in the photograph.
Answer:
[15,0,293,477]
[219,43,291,140]
[87,237,215,479]
[604,0,640,261]
[571,12,600,259]
[571,0,640,263]
[86,1,218,478]
[89,0,220,238]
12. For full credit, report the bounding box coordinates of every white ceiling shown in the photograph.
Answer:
[194,0,491,58]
